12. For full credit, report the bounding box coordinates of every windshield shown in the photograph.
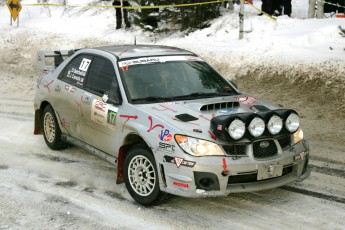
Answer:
[119,56,238,103]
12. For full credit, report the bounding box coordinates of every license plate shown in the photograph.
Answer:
[257,162,283,180]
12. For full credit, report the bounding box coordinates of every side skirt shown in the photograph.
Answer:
[62,134,117,166]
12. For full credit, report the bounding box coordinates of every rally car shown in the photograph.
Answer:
[34,45,310,206]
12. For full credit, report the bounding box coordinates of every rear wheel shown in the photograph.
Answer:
[42,105,67,150]
[124,146,168,206]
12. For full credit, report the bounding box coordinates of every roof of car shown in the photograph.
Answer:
[93,45,197,60]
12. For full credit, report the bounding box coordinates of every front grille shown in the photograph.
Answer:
[200,102,239,111]
[277,135,291,149]
[222,144,246,156]
[253,140,277,158]
[228,165,293,184]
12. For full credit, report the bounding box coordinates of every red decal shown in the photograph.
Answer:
[173,181,189,188]
[152,104,177,113]
[236,96,257,110]
[208,130,216,140]
[222,158,227,171]
[75,97,84,118]
[147,116,164,132]
[199,115,211,121]
[120,114,138,131]
[44,80,54,93]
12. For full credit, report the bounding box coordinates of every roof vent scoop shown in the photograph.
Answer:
[175,113,199,122]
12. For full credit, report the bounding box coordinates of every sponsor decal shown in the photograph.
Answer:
[159,129,172,142]
[107,110,117,126]
[94,100,107,112]
[216,108,238,116]
[193,129,202,133]
[91,99,118,130]
[54,85,61,92]
[65,85,76,93]
[163,155,196,168]
[118,56,204,67]
[173,181,189,188]
[236,96,257,110]
[158,142,175,152]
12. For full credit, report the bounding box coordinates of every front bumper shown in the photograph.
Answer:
[160,140,310,197]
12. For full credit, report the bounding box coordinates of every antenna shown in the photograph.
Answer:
[134,36,136,45]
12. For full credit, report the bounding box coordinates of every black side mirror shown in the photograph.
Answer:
[229,80,238,90]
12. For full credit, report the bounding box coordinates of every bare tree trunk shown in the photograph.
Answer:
[317,0,324,18]
[308,0,316,18]
[239,0,244,39]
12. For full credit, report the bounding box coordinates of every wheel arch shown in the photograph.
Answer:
[116,133,151,184]
[34,101,51,135]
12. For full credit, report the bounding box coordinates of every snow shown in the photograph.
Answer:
[1,0,345,229]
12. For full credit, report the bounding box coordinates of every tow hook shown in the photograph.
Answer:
[222,158,229,176]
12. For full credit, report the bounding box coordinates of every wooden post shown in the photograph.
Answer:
[239,0,244,39]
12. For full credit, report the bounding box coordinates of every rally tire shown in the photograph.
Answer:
[124,146,168,206]
[42,105,67,150]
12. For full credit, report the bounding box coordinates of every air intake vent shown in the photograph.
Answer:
[200,102,240,111]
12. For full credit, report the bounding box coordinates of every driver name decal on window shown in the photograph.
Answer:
[79,58,92,72]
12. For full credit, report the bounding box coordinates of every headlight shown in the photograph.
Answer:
[248,117,265,137]
[267,115,283,135]
[228,119,245,140]
[175,135,224,156]
[285,113,300,133]
[293,128,304,143]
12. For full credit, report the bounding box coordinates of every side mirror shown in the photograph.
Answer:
[103,81,122,105]
[229,80,238,90]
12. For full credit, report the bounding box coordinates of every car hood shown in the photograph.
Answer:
[137,95,281,142]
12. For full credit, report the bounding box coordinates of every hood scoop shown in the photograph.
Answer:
[175,113,199,122]
[200,101,240,111]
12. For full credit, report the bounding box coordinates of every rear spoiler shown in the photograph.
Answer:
[36,50,76,70]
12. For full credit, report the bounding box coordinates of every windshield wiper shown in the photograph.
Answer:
[131,96,169,103]
[171,92,235,100]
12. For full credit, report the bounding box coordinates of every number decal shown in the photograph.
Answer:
[79,58,92,71]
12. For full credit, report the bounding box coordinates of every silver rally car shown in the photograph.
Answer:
[34,45,310,205]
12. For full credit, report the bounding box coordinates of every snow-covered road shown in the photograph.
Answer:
[1,96,345,230]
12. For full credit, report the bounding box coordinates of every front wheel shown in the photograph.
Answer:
[42,105,67,150]
[124,146,168,206]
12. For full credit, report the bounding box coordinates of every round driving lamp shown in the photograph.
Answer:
[228,119,245,140]
[267,115,283,135]
[285,113,300,133]
[248,117,265,137]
